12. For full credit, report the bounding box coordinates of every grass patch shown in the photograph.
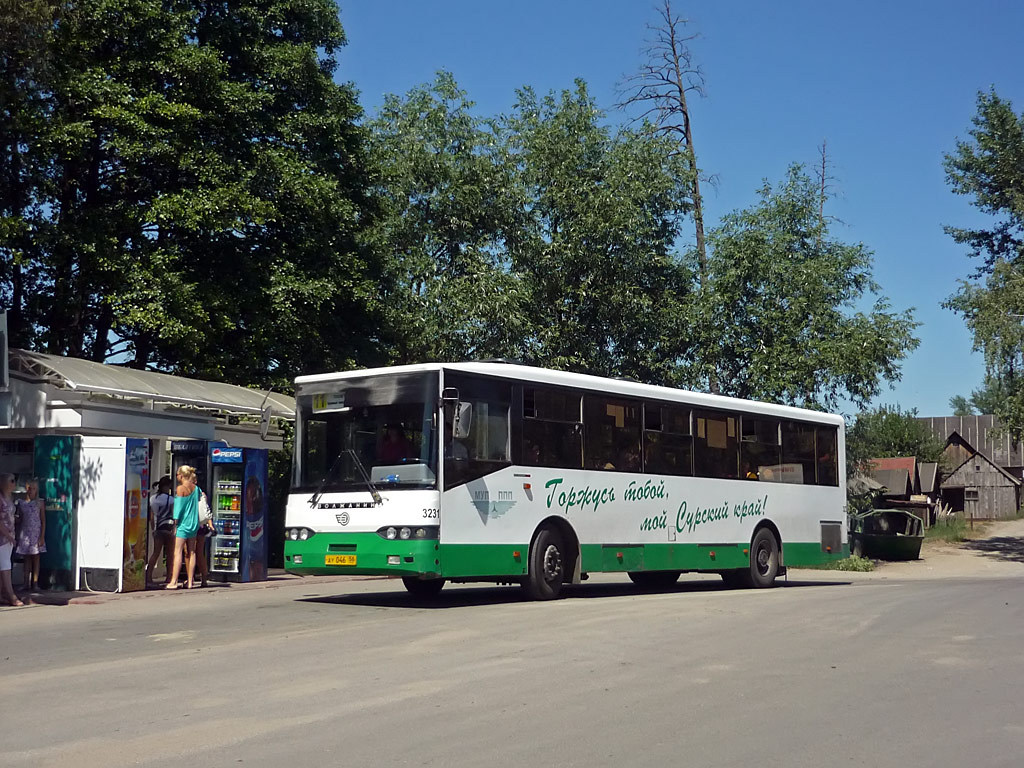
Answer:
[818,555,875,572]
[925,517,982,544]
[792,555,875,572]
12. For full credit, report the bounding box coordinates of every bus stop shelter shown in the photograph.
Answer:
[0,346,296,592]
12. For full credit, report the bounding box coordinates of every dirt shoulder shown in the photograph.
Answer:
[867,517,1024,580]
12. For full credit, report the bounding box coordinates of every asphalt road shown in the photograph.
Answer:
[2,561,1023,768]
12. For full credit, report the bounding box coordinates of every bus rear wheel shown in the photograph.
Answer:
[402,577,445,599]
[747,528,780,588]
[524,527,565,600]
[628,571,681,588]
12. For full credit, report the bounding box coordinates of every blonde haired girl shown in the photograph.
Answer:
[166,465,200,589]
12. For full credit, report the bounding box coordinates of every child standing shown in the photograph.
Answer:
[15,479,46,591]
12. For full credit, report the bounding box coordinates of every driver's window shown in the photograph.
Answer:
[443,374,512,489]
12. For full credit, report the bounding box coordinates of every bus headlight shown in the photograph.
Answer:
[299,528,310,541]
[376,526,438,540]
[288,528,315,541]
[288,528,299,541]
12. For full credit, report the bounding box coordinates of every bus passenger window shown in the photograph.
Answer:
[816,427,839,486]
[584,395,641,472]
[522,387,583,469]
[740,417,781,481]
[693,410,738,479]
[781,422,816,484]
[643,404,692,476]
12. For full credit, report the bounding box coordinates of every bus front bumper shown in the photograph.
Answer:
[285,532,440,578]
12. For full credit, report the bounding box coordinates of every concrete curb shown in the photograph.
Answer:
[17,572,388,607]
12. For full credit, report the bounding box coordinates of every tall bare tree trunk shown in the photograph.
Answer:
[619,0,708,287]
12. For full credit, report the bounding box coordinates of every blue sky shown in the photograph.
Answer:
[334,0,1024,418]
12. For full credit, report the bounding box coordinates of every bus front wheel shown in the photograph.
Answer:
[402,577,445,599]
[524,527,565,600]
[747,528,780,588]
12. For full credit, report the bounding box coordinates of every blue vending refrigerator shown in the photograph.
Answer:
[35,436,77,591]
[170,440,210,497]
[209,444,268,582]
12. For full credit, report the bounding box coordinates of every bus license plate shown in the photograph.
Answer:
[325,554,356,566]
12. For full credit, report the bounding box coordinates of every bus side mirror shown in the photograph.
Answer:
[454,402,472,439]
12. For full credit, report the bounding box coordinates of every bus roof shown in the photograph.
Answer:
[294,362,845,427]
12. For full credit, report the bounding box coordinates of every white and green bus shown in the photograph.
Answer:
[285,362,847,599]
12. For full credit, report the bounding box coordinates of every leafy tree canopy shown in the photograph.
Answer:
[688,165,919,410]
[368,73,696,385]
[847,405,944,471]
[944,90,1024,436]
[1,0,381,387]
[949,374,1006,415]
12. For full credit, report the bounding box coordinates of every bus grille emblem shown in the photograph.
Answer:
[336,512,350,526]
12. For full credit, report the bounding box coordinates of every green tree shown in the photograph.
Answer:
[0,0,57,348]
[846,405,944,471]
[944,90,1024,271]
[366,72,529,364]
[944,90,1024,435]
[506,82,696,384]
[689,165,919,410]
[368,75,696,383]
[1,0,381,386]
[949,374,1006,415]
[949,395,974,416]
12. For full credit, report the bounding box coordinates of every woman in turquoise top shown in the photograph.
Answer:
[166,465,199,589]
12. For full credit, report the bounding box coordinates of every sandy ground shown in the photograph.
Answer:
[846,516,1024,580]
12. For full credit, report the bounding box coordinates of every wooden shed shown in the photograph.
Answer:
[940,450,1021,520]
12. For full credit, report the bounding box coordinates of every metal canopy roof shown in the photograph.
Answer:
[10,349,295,419]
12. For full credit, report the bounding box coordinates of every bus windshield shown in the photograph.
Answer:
[294,372,439,493]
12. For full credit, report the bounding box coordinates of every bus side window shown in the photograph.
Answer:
[740,417,781,481]
[643,403,692,476]
[781,422,816,484]
[583,395,641,472]
[522,387,583,469]
[816,427,839,486]
[693,410,738,479]
[442,373,513,489]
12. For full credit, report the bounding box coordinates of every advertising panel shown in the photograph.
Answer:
[35,436,76,590]
[242,449,268,582]
[123,438,149,591]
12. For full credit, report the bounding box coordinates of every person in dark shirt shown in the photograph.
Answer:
[379,424,413,464]
[146,476,175,586]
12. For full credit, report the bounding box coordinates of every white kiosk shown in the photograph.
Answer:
[0,347,295,592]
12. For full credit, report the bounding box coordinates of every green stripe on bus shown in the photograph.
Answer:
[439,544,529,578]
[285,534,849,579]
[781,541,850,566]
[285,533,440,577]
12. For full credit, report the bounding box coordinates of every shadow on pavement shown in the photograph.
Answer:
[963,536,1024,564]
[300,575,850,609]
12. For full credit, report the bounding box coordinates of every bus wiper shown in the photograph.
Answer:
[308,451,345,508]
[347,449,383,506]
[308,449,383,508]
